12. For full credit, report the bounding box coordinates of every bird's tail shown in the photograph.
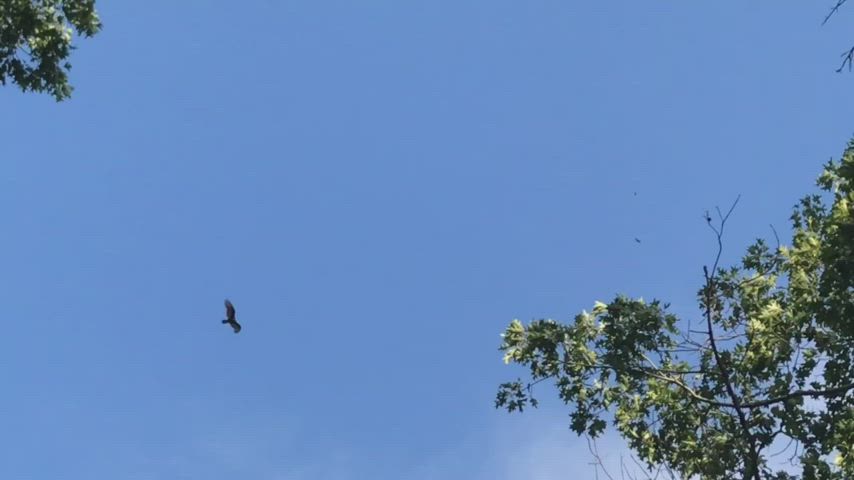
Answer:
[222,319,229,324]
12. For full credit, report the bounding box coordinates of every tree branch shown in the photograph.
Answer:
[823,0,848,25]
[837,46,854,73]
[643,367,854,409]
[703,196,759,480]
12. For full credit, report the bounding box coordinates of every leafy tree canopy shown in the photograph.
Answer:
[496,139,854,480]
[0,0,100,101]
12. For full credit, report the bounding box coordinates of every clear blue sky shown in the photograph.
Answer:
[1,1,853,478]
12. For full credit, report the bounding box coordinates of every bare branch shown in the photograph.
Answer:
[837,46,854,73]
[769,223,781,251]
[586,435,616,480]
[706,195,741,277]
[823,0,848,25]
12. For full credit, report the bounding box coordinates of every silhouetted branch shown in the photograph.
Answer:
[823,0,848,25]
[837,46,854,72]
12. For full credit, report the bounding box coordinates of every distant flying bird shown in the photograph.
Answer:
[222,299,241,333]
[634,237,642,243]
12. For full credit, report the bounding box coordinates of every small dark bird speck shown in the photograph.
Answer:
[222,299,242,333]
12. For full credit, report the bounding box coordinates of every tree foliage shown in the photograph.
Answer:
[496,139,854,480]
[0,0,100,101]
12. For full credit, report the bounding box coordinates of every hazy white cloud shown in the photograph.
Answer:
[406,412,639,480]
[122,403,668,480]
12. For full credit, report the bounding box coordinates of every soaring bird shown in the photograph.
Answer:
[222,299,241,333]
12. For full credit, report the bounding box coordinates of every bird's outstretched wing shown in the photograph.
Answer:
[231,321,242,333]
[225,299,236,322]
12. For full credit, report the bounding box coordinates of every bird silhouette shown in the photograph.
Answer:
[222,299,241,333]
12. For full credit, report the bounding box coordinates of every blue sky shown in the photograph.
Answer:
[1,1,853,478]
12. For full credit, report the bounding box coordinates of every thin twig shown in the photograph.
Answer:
[823,0,848,25]
[769,223,781,251]
[836,46,854,73]
[586,435,616,480]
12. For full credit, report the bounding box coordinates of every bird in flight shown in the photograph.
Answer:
[634,237,642,243]
[222,299,242,333]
